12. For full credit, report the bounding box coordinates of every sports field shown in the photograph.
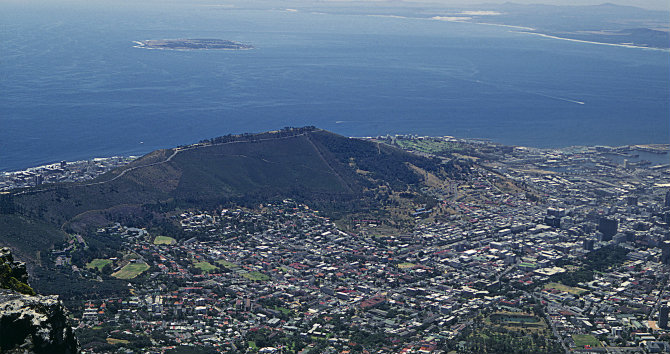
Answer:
[112,262,150,279]
[242,271,270,281]
[544,282,587,295]
[153,235,176,245]
[572,334,601,347]
[194,261,217,273]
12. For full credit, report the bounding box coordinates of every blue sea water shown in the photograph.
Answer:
[1,1,668,171]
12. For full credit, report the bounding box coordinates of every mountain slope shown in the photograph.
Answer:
[3,128,452,255]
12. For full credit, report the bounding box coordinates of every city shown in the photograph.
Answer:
[0,156,136,192]
[31,136,669,353]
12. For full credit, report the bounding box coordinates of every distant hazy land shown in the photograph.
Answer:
[448,3,670,50]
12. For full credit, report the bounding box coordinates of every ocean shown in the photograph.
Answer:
[1,1,668,171]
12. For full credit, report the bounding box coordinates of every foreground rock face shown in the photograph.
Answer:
[0,247,29,285]
[0,248,79,354]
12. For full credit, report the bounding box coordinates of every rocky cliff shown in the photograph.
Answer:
[0,248,79,354]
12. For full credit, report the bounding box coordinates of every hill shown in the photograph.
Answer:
[1,127,466,266]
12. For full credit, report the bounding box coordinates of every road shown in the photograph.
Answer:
[496,264,515,282]
[528,291,569,354]
[648,276,668,321]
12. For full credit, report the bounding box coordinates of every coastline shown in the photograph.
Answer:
[3,138,667,175]
[363,12,668,52]
[515,31,670,52]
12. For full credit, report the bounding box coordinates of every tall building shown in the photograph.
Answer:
[583,239,595,251]
[661,240,670,266]
[598,217,618,241]
[544,215,561,228]
[547,207,565,218]
[659,304,669,329]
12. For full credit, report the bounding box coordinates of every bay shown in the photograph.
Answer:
[1,1,668,171]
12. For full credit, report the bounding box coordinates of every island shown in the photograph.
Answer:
[133,38,253,50]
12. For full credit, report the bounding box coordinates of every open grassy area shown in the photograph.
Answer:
[572,334,601,348]
[545,282,587,295]
[489,312,544,329]
[112,262,150,279]
[216,260,238,269]
[153,235,176,245]
[193,261,217,273]
[398,262,416,269]
[395,139,462,155]
[86,258,112,271]
[107,338,130,345]
[275,306,292,315]
[242,271,270,281]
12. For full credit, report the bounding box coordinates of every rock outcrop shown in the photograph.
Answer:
[0,248,79,354]
[0,247,32,296]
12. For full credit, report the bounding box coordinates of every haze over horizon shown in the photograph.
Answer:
[376,0,669,11]
[3,0,670,11]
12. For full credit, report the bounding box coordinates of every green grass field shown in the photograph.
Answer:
[112,262,150,279]
[489,312,544,329]
[153,235,176,245]
[107,338,130,345]
[216,260,238,269]
[275,306,292,315]
[86,258,112,271]
[242,271,270,281]
[545,282,587,295]
[572,334,601,347]
[193,261,217,273]
[395,139,462,155]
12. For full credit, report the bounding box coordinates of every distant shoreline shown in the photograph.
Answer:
[368,12,669,51]
[3,139,667,175]
[515,31,670,52]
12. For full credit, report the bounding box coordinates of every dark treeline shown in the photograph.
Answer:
[550,245,629,287]
[309,130,437,190]
[197,126,318,146]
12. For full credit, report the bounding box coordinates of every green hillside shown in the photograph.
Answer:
[171,132,357,200]
[2,127,464,271]
[8,129,438,223]
[0,214,66,262]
